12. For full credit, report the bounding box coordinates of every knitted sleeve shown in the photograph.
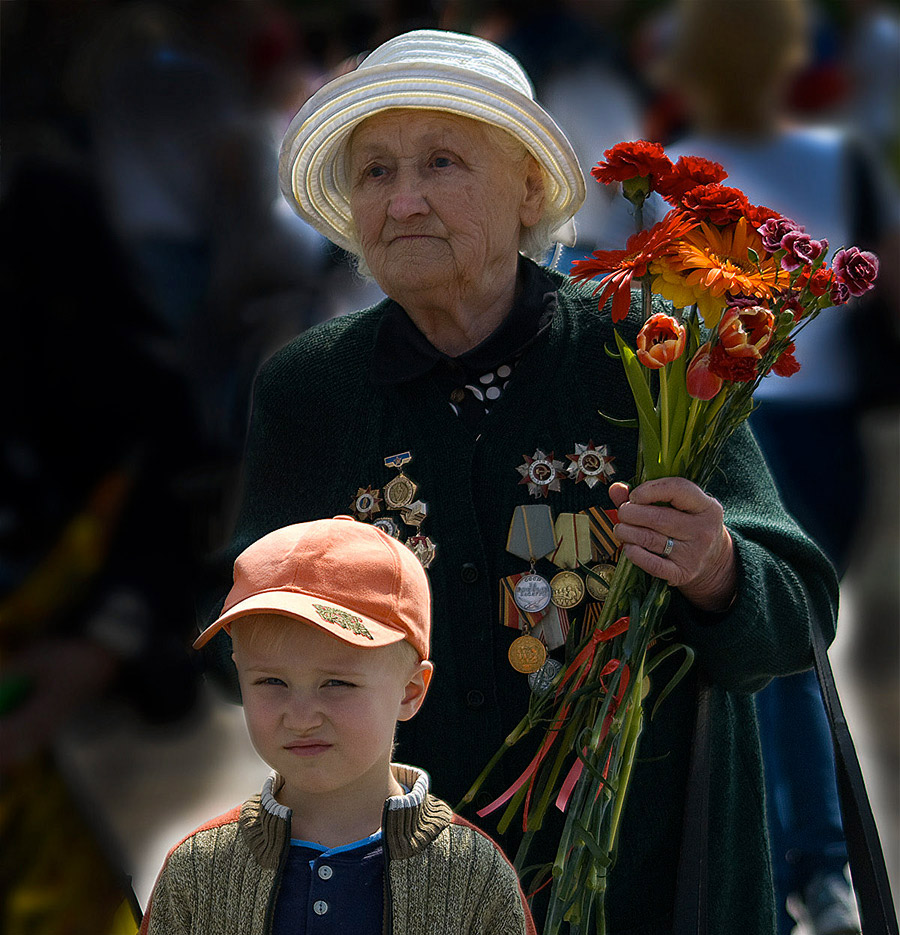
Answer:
[670,421,839,692]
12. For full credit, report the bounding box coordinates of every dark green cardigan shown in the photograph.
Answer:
[206,266,838,934]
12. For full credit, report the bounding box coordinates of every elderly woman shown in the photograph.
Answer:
[205,30,837,934]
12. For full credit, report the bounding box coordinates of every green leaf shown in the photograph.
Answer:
[649,644,696,720]
[614,331,661,468]
[597,408,639,429]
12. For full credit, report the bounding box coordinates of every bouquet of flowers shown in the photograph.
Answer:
[459,141,879,933]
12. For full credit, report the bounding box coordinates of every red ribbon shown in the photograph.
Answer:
[476,617,630,827]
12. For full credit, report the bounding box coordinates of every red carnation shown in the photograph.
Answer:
[655,155,728,203]
[591,140,674,185]
[680,184,751,226]
[708,343,759,382]
[745,204,783,229]
[772,343,801,377]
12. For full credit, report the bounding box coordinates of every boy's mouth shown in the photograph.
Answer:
[284,740,332,757]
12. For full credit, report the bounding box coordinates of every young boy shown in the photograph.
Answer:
[140,516,536,934]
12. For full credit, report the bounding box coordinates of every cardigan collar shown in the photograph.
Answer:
[242,764,453,867]
[369,256,559,386]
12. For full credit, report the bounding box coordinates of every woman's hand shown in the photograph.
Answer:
[609,478,737,612]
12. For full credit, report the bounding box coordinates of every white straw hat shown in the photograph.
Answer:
[279,29,586,254]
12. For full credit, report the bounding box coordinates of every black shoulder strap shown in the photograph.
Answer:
[673,682,711,935]
[674,639,897,934]
[809,613,899,935]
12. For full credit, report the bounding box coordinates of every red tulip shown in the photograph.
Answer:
[717,305,775,359]
[635,313,686,369]
[686,343,724,399]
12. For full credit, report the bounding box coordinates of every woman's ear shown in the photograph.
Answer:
[398,661,434,721]
[520,156,546,228]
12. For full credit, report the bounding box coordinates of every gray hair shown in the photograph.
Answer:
[343,119,557,279]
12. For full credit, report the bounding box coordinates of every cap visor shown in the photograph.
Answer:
[193,589,408,651]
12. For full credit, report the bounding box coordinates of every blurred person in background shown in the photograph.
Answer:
[652,0,900,932]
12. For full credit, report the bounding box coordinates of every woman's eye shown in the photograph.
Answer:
[431,156,454,169]
[364,164,387,180]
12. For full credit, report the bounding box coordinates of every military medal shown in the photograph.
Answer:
[350,486,382,520]
[516,449,565,499]
[528,657,564,694]
[514,572,552,614]
[566,441,616,488]
[506,505,556,614]
[407,534,437,568]
[379,451,438,568]
[372,515,402,538]
[551,513,592,568]
[400,500,427,527]
[581,506,622,562]
[585,563,615,600]
[508,633,547,674]
[550,570,585,608]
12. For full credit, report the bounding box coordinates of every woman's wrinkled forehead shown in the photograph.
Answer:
[346,109,525,168]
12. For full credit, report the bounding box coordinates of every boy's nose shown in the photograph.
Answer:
[282,693,324,732]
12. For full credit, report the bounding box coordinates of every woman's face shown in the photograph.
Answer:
[347,110,544,309]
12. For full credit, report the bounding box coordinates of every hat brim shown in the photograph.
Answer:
[193,588,409,652]
[279,61,586,254]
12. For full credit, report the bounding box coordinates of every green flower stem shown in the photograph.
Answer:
[659,366,671,471]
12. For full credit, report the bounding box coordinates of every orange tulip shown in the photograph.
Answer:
[717,305,775,359]
[686,343,724,399]
[635,313,686,369]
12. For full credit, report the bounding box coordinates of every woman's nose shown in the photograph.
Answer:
[387,170,429,221]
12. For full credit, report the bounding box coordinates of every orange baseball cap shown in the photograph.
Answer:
[194,516,431,658]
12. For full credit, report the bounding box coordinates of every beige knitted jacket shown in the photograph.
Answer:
[140,764,536,935]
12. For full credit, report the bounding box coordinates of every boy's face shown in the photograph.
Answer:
[233,615,432,811]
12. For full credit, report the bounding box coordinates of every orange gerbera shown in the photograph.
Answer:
[649,216,782,327]
[571,210,697,322]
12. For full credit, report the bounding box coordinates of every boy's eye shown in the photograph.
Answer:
[324,679,355,689]
[256,676,286,687]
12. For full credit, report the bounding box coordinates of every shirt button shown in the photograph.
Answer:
[450,387,465,403]
[466,690,485,708]
[313,900,329,915]
[317,864,333,880]
[460,563,479,583]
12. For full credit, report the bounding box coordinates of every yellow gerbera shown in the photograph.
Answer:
[650,217,783,327]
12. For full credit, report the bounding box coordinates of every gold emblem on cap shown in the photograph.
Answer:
[508,634,547,674]
[550,570,585,608]
[312,603,372,640]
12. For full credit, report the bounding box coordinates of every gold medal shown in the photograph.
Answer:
[383,472,417,510]
[514,572,552,614]
[400,499,427,527]
[550,570,585,608]
[508,634,547,674]
[585,563,615,600]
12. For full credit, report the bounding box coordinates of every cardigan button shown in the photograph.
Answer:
[460,563,479,584]
[466,690,485,708]
[450,387,465,403]
[317,864,333,880]
[313,900,329,915]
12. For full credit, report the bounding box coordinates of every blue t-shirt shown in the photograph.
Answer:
[271,831,384,935]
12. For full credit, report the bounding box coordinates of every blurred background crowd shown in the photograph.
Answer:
[1,1,897,932]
